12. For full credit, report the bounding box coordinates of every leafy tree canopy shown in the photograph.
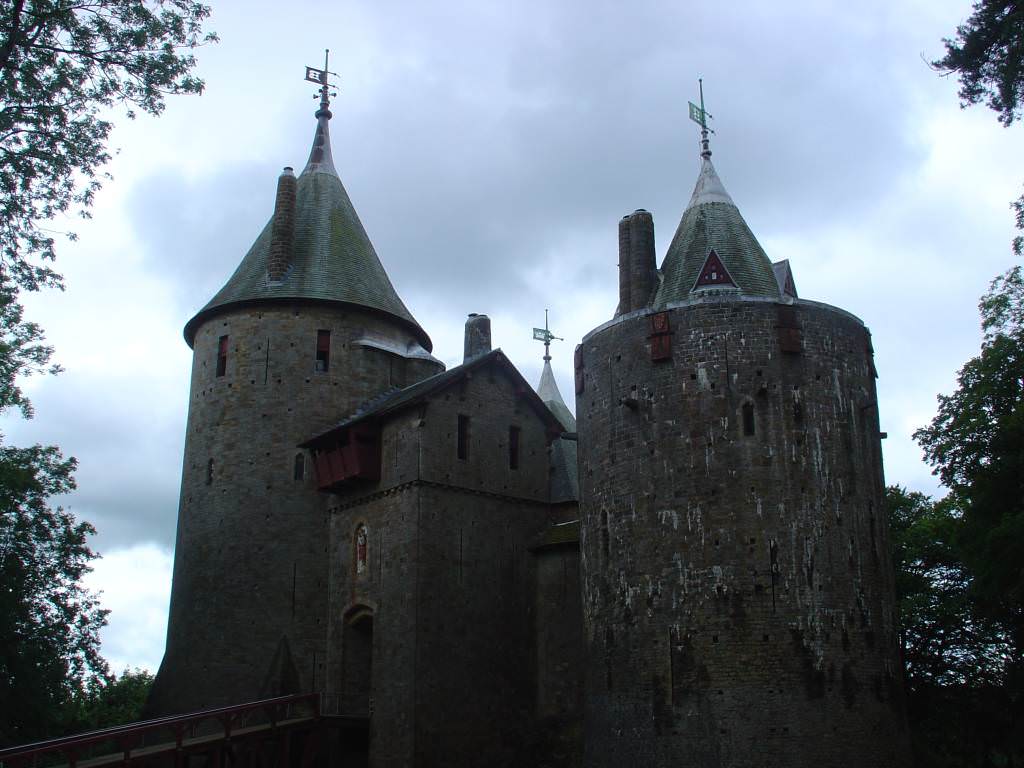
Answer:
[886,486,1018,767]
[935,0,1024,126]
[0,0,217,291]
[0,283,106,748]
[914,267,1024,617]
[68,668,154,733]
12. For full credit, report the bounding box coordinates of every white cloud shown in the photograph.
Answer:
[84,543,173,674]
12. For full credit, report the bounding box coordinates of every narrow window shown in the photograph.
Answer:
[216,335,228,377]
[293,452,305,481]
[457,414,470,460]
[601,510,610,558]
[316,330,331,372]
[206,458,214,485]
[508,426,520,470]
[742,402,755,436]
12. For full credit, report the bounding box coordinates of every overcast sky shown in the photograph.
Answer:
[3,0,1021,674]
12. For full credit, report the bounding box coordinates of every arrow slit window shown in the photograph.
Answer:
[316,330,331,372]
[216,335,228,377]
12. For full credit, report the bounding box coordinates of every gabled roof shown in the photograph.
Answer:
[654,154,780,305]
[184,107,431,350]
[772,259,798,298]
[301,349,564,449]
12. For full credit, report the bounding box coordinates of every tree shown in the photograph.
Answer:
[913,267,1024,766]
[0,284,109,748]
[69,668,155,732]
[0,0,217,291]
[934,1,1024,253]
[914,267,1024,634]
[886,486,1017,767]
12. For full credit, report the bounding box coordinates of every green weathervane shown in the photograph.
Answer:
[532,310,563,363]
[688,78,714,157]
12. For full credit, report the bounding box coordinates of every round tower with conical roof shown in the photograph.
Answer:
[147,88,442,715]
[576,137,909,766]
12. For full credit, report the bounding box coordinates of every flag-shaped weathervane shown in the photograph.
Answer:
[687,78,714,157]
[533,310,563,362]
[305,49,338,110]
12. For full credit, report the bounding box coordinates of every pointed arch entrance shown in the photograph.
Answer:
[341,605,374,717]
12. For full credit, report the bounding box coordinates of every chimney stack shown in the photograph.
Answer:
[617,209,657,314]
[463,313,492,363]
[267,167,297,282]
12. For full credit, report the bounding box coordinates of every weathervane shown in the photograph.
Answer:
[304,49,339,117]
[687,78,714,158]
[532,309,563,363]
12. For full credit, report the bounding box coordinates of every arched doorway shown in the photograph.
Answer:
[342,606,374,716]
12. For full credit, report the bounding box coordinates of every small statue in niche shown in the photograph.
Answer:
[355,524,368,576]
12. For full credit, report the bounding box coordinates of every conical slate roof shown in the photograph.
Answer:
[184,108,431,350]
[538,359,575,431]
[537,359,578,504]
[654,154,780,305]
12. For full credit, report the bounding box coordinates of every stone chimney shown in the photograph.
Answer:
[267,167,297,282]
[617,209,657,314]
[463,313,492,363]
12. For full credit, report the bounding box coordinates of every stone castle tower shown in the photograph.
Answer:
[147,89,444,714]
[146,72,909,768]
[574,133,910,765]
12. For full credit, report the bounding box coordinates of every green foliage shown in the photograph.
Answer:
[886,486,1018,767]
[934,0,1024,126]
[908,267,1024,766]
[0,0,217,291]
[914,267,1024,620]
[68,669,155,732]
[0,285,108,747]
[887,487,1008,688]
[934,2,1024,254]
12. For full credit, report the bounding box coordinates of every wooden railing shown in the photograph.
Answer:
[0,693,322,768]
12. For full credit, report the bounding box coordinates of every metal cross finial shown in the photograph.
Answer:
[304,49,339,118]
[687,78,715,158]
[532,309,563,362]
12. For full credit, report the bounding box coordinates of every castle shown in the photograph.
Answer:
[147,72,910,767]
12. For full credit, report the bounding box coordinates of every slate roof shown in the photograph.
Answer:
[654,154,780,306]
[184,111,431,350]
[536,358,579,504]
[772,259,798,298]
[301,348,564,449]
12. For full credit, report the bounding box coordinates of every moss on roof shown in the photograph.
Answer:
[184,122,430,350]
[655,156,780,305]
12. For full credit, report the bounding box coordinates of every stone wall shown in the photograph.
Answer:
[576,296,909,767]
[325,358,557,768]
[148,303,441,716]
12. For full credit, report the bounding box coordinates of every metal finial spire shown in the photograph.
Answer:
[532,309,563,363]
[304,49,339,119]
[687,78,715,158]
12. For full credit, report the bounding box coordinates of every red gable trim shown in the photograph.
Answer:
[692,249,737,290]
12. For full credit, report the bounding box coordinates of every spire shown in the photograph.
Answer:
[183,53,433,351]
[653,82,781,305]
[302,49,338,176]
[533,312,575,431]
